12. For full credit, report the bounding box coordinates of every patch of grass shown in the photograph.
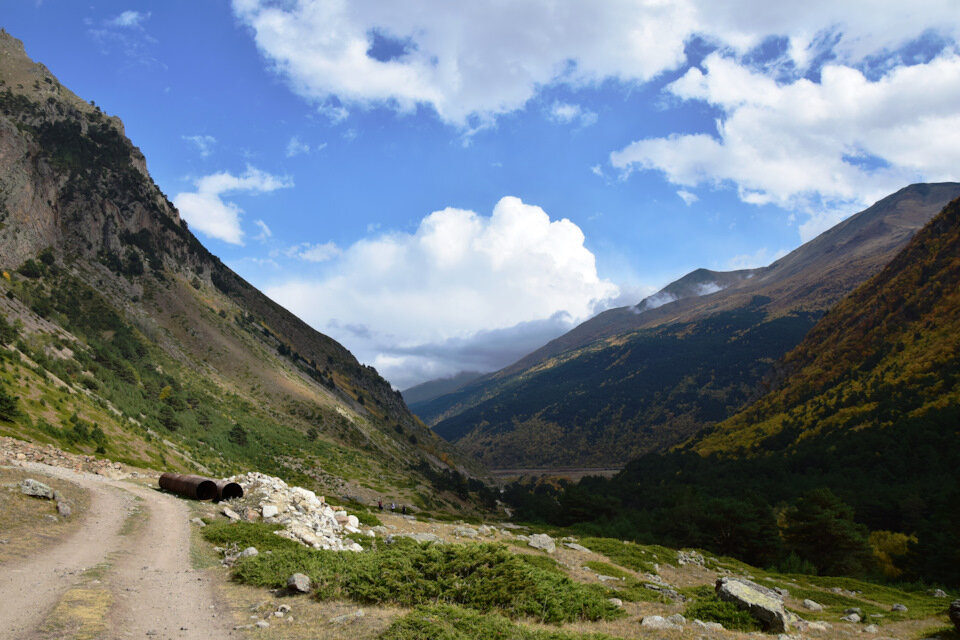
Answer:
[787,575,950,621]
[684,594,763,632]
[583,561,630,580]
[519,553,562,573]
[606,582,671,604]
[378,604,624,640]
[208,522,621,624]
[579,538,662,574]
[917,625,960,640]
[40,587,111,640]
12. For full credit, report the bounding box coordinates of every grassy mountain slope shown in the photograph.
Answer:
[693,194,960,456]
[505,196,960,584]
[0,31,475,510]
[421,183,960,469]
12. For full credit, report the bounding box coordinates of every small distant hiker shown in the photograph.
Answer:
[390,502,396,512]
[401,504,407,515]
[378,499,383,511]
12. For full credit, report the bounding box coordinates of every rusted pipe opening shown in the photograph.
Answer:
[159,472,217,501]
[215,480,244,502]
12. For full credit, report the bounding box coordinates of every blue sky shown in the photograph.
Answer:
[4,2,959,388]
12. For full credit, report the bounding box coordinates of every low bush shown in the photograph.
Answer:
[684,594,763,631]
[378,604,623,640]
[205,523,620,624]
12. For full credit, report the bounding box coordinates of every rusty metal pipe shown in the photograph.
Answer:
[215,479,244,502]
[159,472,217,501]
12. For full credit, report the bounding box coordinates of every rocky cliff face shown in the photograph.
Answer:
[0,30,478,502]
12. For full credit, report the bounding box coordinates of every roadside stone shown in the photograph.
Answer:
[891,603,907,612]
[329,609,364,625]
[608,597,623,608]
[222,507,241,520]
[716,576,790,632]
[287,573,311,593]
[191,517,206,527]
[527,533,556,553]
[948,600,960,631]
[564,542,591,552]
[453,526,478,538]
[803,599,824,611]
[56,499,72,517]
[641,615,681,630]
[20,478,54,499]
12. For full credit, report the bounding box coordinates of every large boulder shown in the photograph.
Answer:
[716,577,790,632]
[20,478,54,499]
[949,600,960,632]
[527,533,556,553]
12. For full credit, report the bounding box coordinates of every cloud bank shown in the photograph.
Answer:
[266,197,619,387]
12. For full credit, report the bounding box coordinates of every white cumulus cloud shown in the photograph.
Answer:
[287,241,342,262]
[174,166,292,245]
[547,102,598,127]
[183,134,216,157]
[266,196,620,386]
[612,51,960,232]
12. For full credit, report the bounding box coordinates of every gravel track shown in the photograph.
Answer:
[0,462,235,639]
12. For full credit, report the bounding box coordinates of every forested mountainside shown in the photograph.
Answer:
[417,183,960,469]
[0,31,479,510]
[505,196,960,585]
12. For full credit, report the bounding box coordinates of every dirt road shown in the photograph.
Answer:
[0,462,236,639]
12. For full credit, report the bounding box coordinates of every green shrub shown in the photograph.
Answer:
[580,538,661,573]
[378,604,622,640]
[206,523,620,624]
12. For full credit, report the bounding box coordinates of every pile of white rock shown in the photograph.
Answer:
[222,472,364,552]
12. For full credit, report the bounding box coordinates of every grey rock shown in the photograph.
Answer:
[20,478,54,499]
[949,600,960,632]
[563,542,591,552]
[453,526,478,538]
[716,576,790,632]
[240,547,258,558]
[56,500,73,517]
[891,603,907,612]
[864,624,879,633]
[287,573,311,593]
[802,599,824,611]
[261,504,279,518]
[527,533,556,553]
[222,507,241,520]
[845,607,863,617]
[641,615,681,630]
[607,597,623,608]
[840,613,861,623]
[774,587,790,597]
[329,609,364,625]
[931,589,948,598]
[191,517,206,527]
[693,619,725,631]
[255,620,269,629]
[597,574,622,582]
[667,613,687,625]
[403,532,440,543]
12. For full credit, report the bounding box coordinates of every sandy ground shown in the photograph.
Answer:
[0,461,235,640]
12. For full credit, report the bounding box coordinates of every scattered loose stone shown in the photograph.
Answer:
[563,542,591,552]
[845,607,863,617]
[805,621,831,632]
[221,507,241,521]
[453,526,478,538]
[931,589,948,598]
[693,619,725,631]
[239,547,258,558]
[527,533,556,553]
[864,624,879,633]
[261,504,278,519]
[329,609,364,625]
[891,603,907,612]
[667,613,687,625]
[56,499,73,517]
[20,478,54,499]
[287,573,312,593]
[641,615,681,630]
[803,599,824,611]
[607,597,623,608]
[840,613,861,623]
[677,549,706,566]
[255,620,269,629]
[191,517,206,527]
